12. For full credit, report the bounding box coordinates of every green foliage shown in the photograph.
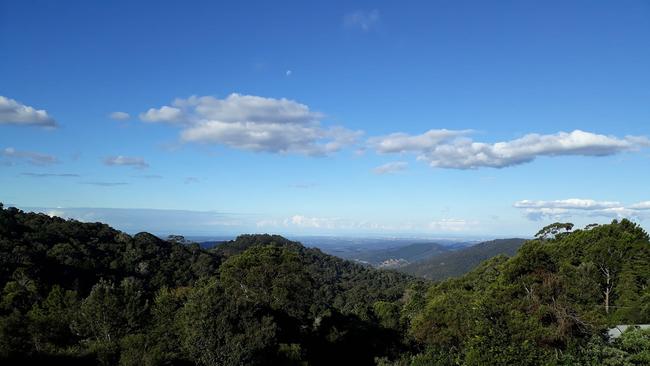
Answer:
[535,222,575,240]
[220,245,314,318]
[1,204,649,365]
[0,205,413,365]
[178,277,280,366]
[405,220,650,365]
[573,328,650,365]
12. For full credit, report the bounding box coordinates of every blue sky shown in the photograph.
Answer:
[1,0,649,237]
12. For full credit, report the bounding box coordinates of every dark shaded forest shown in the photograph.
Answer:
[1,204,649,365]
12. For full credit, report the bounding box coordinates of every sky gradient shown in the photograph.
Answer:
[1,0,649,237]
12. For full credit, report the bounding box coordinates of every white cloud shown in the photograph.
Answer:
[46,210,66,218]
[109,111,130,121]
[514,199,621,210]
[255,214,478,233]
[288,215,341,229]
[140,93,361,156]
[343,9,380,31]
[286,70,292,76]
[371,129,650,169]
[140,106,183,123]
[373,161,408,175]
[104,155,149,169]
[427,219,477,232]
[630,201,650,210]
[514,198,649,221]
[370,129,472,153]
[0,96,57,127]
[2,147,58,165]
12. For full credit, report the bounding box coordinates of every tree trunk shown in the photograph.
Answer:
[603,267,611,314]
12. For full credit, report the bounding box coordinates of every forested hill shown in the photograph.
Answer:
[0,204,416,365]
[399,238,526,280]
[1,204,650,365]
[337,242,452,267]
[402,221,650,364]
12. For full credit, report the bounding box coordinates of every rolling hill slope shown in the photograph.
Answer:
[399,238,526,280]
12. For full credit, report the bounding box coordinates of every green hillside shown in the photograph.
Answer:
[0,204,414,365]
[345,242,452,267]
[400,238,526,280]
[1,204,649,365]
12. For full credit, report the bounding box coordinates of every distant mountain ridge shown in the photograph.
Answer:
[399,238,526,280]
[344,242,452,267]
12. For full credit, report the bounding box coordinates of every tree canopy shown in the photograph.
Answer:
[1,205,649,365]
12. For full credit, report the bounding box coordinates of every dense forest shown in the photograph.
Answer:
[1,204,649,365]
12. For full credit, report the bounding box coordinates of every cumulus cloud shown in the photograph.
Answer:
[140,106,183,123]
[343,9,380,31]
[2,147,58,165]
[109,111,130,121]
[371,129,649,169]
[370,129,472,153]
[140,93,361,156]
[373,161,408,175]
[514,198,649,221]
[0,96,57,127]
[104,156,149,169]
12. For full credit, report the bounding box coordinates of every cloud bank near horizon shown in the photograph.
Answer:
[514,198,650,221]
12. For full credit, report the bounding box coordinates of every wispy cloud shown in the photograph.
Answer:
[104,156,149,169]
[184,177,200,184]
[371,129,650,169]
[23,206,249,235]
[0,96,57,128]
[289,182,318,189]
[373,161,408,175]
[81,181,129,187]
[343,9,380,31]
[133,174,163,179]
[21,172,79,178]
[428,219,478,232]
[2,147,58,166]
[139,93,362,156]
[109,111,130,121]
[256,214,479,233]
[630,201,650,210]
[514,198,650,221]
